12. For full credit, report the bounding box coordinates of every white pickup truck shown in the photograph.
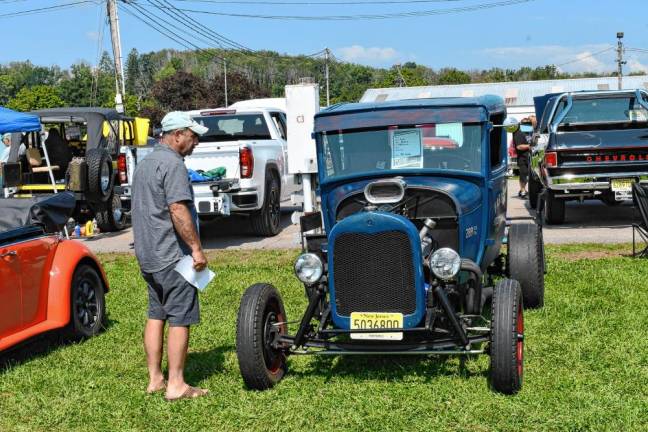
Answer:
[184,100,298,236]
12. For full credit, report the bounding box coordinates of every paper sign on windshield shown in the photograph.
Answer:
[392,129,423,168]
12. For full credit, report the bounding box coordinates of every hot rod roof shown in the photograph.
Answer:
[315,95,506,132]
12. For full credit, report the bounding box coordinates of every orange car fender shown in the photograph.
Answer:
[46,239,110,327]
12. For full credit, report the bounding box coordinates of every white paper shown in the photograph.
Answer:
[174,255,215,292]
[392,129,423,169]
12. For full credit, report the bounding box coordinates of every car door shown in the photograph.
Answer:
[0,244,22,338]
[16,237,57,329]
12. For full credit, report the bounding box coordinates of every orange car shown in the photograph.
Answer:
[0,192,109,352]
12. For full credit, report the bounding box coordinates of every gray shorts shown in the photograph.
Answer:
[142,263,200,327]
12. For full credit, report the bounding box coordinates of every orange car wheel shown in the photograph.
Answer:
[66,264,106,339]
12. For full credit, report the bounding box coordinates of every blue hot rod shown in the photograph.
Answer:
[235,96,545,394]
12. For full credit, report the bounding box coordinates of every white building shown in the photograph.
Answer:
[360,75,648,120]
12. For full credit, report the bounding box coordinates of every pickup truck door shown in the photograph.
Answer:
[269,112,298,199]
[0,244,22,338]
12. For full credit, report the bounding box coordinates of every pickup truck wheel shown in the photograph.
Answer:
[251,175,281,236]
[95,193,127,232]
[528,173,541,210]
[544,191,565,225]
[489,278,524,395]
[66,264,106,339]
[236,283,288,390]
[85,149,114,203]
[508,223,545,308]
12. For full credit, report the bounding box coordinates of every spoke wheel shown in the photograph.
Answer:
[67,264,106,339]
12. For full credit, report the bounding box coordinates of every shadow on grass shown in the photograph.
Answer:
[0,316,117,372]
[184,344,234,384]
[290,352,487,384]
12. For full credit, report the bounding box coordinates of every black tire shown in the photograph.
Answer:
[95,193,127,232]
[489,278,524,395]
[528,173,541,210]
[66,264,106,339]
[508,223,545,309]
[544,191,565,225]
[85,148,114,203]
[236,283,288,390]
[250,174,281,237]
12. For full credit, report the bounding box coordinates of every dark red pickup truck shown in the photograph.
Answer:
[528,89,648,224]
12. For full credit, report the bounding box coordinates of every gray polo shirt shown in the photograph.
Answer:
[132,144,197,273]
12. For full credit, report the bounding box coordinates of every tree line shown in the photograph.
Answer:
[1,48,637,126]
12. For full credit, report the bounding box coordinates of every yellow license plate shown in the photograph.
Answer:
[350,312,403,341]
[611,178,633,192]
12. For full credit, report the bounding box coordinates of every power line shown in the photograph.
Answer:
[167,0,469,4]
[555,47,613,68]
[0,0,95,19]
[140,0,536,20]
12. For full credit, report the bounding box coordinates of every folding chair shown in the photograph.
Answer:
[631,182,648,258]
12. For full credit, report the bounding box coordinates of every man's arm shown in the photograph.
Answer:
[169,201,207,271]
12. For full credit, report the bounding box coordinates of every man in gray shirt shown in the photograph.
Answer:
[132,111,209,401]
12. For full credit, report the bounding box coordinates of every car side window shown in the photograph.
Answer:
[489,115,505,169]
[270,112,287,140]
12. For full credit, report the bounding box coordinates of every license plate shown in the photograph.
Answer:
[350,312,403,341]
[611,178,633,192]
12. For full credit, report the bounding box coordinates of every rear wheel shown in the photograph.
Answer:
[251,174,281,237]
[508,223,545,309]
[95,193,127,232]
[236,283,288,390]
[528,173,541,210]
[544,191,565,225]
[66,264,106,339]
[489,278,524,395]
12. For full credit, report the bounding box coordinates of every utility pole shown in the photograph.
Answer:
[616,32,626,90]
[107,0,126,113]
[223,59,228,107]
[324,48,330,106]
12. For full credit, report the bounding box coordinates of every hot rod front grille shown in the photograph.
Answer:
[332,231,416,316]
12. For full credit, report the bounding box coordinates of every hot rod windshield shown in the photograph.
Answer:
[319,123,482,180]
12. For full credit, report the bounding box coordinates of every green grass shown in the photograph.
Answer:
[1,246,647,431]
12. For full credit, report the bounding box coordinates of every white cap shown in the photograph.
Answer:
[161,111,209,135]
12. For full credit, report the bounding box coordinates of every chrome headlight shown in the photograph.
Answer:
[429,248,461,280]
[294,253,323,285]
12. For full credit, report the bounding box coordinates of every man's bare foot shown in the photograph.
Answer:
[146,378,167,394]
[165,385,209,401]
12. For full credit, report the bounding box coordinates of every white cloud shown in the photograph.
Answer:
[336,45,400,65]
[480,44,618,74]
[86,31,99,41]
[626,56,648,74]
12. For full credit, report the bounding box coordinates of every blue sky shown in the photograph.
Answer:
[2,0,648,74]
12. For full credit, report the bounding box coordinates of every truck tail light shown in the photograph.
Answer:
[544,152,558,168]
[117,153,127,184]
[240,147,254,178]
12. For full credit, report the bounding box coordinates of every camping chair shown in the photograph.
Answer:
[631,182,648,258]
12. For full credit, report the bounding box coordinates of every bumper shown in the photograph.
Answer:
[192,180,259,215]
[547,173,648,191]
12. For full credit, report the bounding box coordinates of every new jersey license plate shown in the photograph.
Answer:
[611,178,633,192]
[350,312,403,341]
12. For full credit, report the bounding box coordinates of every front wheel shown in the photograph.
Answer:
[528,173,541,210]
[66,264,106,339]
[544,191,566,225]
[489,279,524,395]
[236,283,288,390]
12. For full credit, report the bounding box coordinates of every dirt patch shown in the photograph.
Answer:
[554,250,629,261]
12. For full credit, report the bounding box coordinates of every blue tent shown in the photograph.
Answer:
[0,106,41,134]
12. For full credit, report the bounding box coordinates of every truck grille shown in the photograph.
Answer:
[332,230,416,316]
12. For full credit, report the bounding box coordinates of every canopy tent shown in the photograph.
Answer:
[0,106,41,134]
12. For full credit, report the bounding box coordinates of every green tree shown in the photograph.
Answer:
[437,68,471,85]
[150,70,208,111]
[206,70,269,107]
[7,85,63,111]
[0,74,17,105]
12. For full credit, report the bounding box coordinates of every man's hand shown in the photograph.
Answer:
[192,249,208,271]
